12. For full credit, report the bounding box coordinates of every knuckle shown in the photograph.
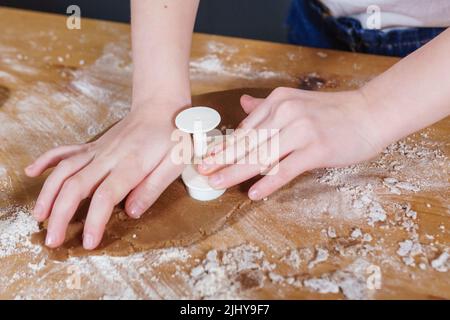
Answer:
[85,142,96,152]
[86,216,106,230]
[297,115,315,131]
[141,181,161,198]
[279,100,295,113]
[260,176,279,193]
[270,87,291,99]
[94,186,113,202]
[63,176,81,191]
[275,167,292,182]
[313,144,331,165]
[292,114,318,139]
[52,145,69,154]
[270,101,294,121]
[57,159,73,172]
[125,153,146,173]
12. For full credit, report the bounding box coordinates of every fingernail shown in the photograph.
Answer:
[83,233,95,250]
[33,203,44,219]
[129,201,144,219]
[209,174,223,187]
[25,164,34,173]
[249,189,260,201]
[45,233,56,247]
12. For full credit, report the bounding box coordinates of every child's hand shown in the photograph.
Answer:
[198,87,386,200]
[25,100,188,250]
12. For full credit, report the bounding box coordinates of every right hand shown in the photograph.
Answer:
[25,99,189,250]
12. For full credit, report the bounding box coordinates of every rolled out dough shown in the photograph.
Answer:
[32,88,273,260]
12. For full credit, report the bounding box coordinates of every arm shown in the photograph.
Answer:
[131,0,199,108]
[199,28,450,200]
[361,28,450,146]
[26,0,200,250]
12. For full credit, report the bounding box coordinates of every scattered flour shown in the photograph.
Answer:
[308,247,329,269]
[27,258,46,273]
[282,247,313,270]
[190,55,288,80]
[351,228,363,239]
[304,258,373,300]
[185,244,273,299]
[151,247,191,267]
[189,40,291,80]
[0,208,42,259]
[431,251,449,272]
[0,34,448,299]
[316,51,328,58]
[304,278,339,294]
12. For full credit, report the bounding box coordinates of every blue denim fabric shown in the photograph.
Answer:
[286,0,446,57]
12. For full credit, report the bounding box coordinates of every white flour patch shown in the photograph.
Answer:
[308,247,329,269]
[206,41,239,55]
[304,278,339,294]
[190,55,288,80]
[190,40,291,80]
[27,258,46,273]
[304,258,373,299]
[0,70,18,84]
[0,208,42,259]
[151,247,191,267]
[431,251,449,272]
[183,244,273,299]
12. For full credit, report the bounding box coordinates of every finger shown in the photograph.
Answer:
[248,148,320,200]
[25,144,86,177]
[207,128,293,189]
[200,105,291,175]
[82,161,153,249]
[125,154,185,219]
[45,161,109,248]
[236,87,297,130]
[203,95,271,159]
[33,152,94,221]
[236,98,272,130]
[240,94,264,114]
[206,136,227,157]
[199,127,276,175]
[212,97,300,168]
[205,94,265,158]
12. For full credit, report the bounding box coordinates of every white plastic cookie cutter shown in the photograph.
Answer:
[175,106,226,201]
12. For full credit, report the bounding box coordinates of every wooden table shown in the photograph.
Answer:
[0,8,448,299]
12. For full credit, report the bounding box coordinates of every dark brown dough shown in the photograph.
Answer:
[33,88,273,260]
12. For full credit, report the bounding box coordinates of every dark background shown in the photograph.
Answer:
[0,0,292,43]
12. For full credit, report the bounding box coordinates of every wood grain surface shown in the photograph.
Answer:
[0,8,448,299]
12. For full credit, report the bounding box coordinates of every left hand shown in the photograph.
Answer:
[197,87,386,200]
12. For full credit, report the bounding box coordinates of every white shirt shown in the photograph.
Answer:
[320,0,450,29]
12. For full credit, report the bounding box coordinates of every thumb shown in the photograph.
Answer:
[240,94,264,114]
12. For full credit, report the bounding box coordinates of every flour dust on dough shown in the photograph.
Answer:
[33,88,273,260]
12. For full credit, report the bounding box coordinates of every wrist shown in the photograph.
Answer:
[357,84,414,152]
[133,88,191,106]
[130,94,191,127]
[132,96,190,116]
[132,82,191,112]
[132,72,191,105]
